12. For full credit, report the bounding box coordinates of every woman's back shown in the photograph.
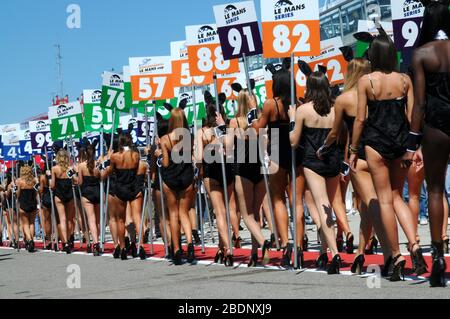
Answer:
[301,102,335,129]
[365,72,408,101]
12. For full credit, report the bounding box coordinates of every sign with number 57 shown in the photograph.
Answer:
[261,0,320,58]
[129,56,174,102]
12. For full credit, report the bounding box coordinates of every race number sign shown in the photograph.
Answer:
[30,120,53,153]
[84,89,119,132]
[48,101,85,141]
[129,56,174,102]
[178,90,206,126]
[213,1,263,60]
[250,68,267,109]
[19,129,32,156]
[171,41,208,87]
[139,103,172,120]
[101,72,129,113]
[391,0,424,67]
[261,0,320,58]
[123,66,149,110]
[0,124,21,146]
[265,37,347,98]
[185,24,240,81]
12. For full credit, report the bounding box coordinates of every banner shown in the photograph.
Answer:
[30,119,53,154]
[261,0,320,58]
[48,101,85,141]
[171,41,209,87]
[84,89,120,132]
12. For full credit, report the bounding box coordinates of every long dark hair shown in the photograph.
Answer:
[204,104,225,128]
[272,70,293,114]
[156,112,169,137]
[417,2,450,47]
[368,34,398,73]
[86,145,96,175]
[305,72,332,117]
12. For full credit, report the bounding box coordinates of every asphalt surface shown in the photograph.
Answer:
[0,213,449,299]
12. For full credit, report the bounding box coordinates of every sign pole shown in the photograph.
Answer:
[44,147,59,251]
[290,53,298,269]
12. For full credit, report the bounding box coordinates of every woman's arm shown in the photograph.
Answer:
[410,51,426,133]
[351,77,368,150]
[405,74,415,123]
[161,136,170,168]
[251,99,272,130]
[288,104,304,149]
[324,95,345,147]
[50,167,56,190]
[77,164,84,186]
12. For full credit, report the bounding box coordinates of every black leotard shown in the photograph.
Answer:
[136,174,146,197]
[364,74,409,160]
[42,185,52,209]
[343,113,366,161]
[161,136,194,192]
[233,120,263,185]
[81,175,100,204]
[112,168,139,202]
[268,98,292,171]
[424,72,450,137]
[19,189,37,213]
[202,129,234,186]
[54,178,74,203]
[300,126,341,178]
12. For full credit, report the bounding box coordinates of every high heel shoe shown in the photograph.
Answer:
[430,242,447,287]
[214,249,224,264]
[130,242,138,258]
[233,234,242,249]
[409,243,428,276]
[295,247,304,269]
[336,235,344,253]
[224,253,234,267]
[270,233,276,248]
[113,245,121,259]
[27,240,35,253]
[248,253,258,267]
[281,244,293,268]
[138,246,146,260]
[262,240,271,265]
[351,254,365,275]
[364,237,378,255]
[192,230,201,246]
[93,243,101,257]
[187,243,195,263]
[345,233,354,254]
[124,236,131,253]
[389,254,406,282]
[303,234,309,252]
[62,243,71,254]
[316,253,328,270]
[120,248,128,260]
[86,243,92,254]
[381,256,393,277]
[327,254,341,275]
[173,249,183,265]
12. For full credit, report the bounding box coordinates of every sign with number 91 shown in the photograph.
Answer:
[261,0,320,58]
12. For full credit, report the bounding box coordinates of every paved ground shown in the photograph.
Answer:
[0,213,449,299]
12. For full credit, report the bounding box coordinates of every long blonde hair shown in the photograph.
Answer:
[56,149,70,172]
[236,90,251,130]
[20,165,34,185]
[343,58,371,92]
[168,108,188,133]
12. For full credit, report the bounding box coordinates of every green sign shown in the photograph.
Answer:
[101,72,129,113]
[48,102,85,141]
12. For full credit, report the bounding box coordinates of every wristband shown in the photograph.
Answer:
[289,121,295,133]
[349,145,359,154]
[406,131,422,153]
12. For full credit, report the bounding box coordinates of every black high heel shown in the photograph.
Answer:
[120,248,128,260]
[124,236,131,253]
[303,234,309,252]
[93,243,101,257]
[173,249,183,265]
[214,249,224,264]
[63,243,71,254]
[224,253,234,267]
[443,237,449,255]
[430,242,447,287]
[295,247,304,269]
[248,253,258,267]
[365,237,378,255]
[130,242,138,258]
[351,254,365,275]
[28,240,35,253]
[233,235,242,249]
[381,256,393,277]
[316,253,328,270]
[139,246,146,260]
[327,254,341,275]
[389,254,406,282]
[281,244,293,268]
[86,244,92,254]
[410,243,428,276]
[187,243,195,263]
[113,245,121,259]
[336,235,344,253]
[192,230,201,246]
[345,233,354,254]
[270,233,276,248]
[262,240,271,265]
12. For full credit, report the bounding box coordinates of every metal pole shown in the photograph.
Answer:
[290,53,298,269]
[45,148,59,251]
[32,156,46,249]
[13,161,20,252]
[99,125,105,251]
[202,180,215,243]
[213,72,233,256]
[158,167,169,258]
[137,188,148,251]
[192,84,205,253]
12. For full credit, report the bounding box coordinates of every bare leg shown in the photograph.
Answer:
[269,165,289,247]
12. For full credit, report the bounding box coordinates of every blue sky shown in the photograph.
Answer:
[0,0,268,124]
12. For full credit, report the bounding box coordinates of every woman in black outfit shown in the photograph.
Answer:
[39,167,53,250]
[51,149,75,254]
[159,108,195,265]
[349,31,427,281]
[407,0,450,287]
[289,72,342,274]
[16,164,38,252]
